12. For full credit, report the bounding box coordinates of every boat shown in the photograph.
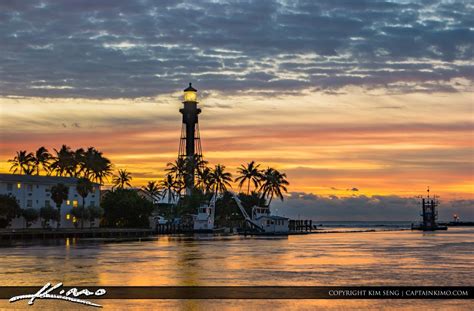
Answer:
[193,194,216,233]
[232,194,289,235]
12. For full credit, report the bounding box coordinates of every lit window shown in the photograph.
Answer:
[73,217,77,223]
[17,183,21,189]
[66,214,71,220]
[66,200,70,205]
[73,200,78,208]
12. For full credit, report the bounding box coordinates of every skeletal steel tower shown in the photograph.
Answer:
[178,83,203,195]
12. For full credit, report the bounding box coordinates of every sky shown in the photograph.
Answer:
[0,0,473,220]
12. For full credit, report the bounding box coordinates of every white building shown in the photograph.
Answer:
[0,173,101,229]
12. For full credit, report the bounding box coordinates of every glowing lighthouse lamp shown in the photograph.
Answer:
[183,83,198,102]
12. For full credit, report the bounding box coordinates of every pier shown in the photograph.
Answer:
[289,219,314,232]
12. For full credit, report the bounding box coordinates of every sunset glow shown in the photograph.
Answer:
[1,89,472,200]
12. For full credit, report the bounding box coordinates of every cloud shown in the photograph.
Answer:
[0,0,472,98]
[272,192,474,221]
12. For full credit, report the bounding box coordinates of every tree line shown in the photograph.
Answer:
[4,145,289,228]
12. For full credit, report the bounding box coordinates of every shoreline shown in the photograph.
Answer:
[0,227,422,241]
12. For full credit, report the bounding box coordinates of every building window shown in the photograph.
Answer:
[66,200,70,205]
[66,214,71,220]
[45,200,50,207]
[27,200,32,208]
[17,183,21,189]
[7,183,13,191]
[27,184,33,192]
[73,200,78,208]
[90,201,95,207]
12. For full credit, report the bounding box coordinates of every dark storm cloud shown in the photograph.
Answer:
[272,192,474,221]
[0,0,472,98]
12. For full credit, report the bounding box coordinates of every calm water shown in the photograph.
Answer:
[0,227,472,310]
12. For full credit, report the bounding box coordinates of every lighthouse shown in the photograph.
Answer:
[178,83,203,195]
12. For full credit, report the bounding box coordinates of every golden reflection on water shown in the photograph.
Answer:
[0,228,473,310]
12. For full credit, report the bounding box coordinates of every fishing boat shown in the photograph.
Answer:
[232,194,289,234]
[193,194,216,233]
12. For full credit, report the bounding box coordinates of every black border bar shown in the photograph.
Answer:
[1,286,473,299]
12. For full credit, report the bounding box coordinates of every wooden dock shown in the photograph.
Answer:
[0,220,316,240]
[155,224,193,234]
[289,219,314,232]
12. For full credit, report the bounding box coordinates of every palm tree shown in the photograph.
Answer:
[32,147,52,175]
[83,147,113,184]
[185,155,208,190]
[142,181,161,205]
[23,164,36,175]
[160,174,177,204]
[259,168,289,206]
[188,155,208,174]
[73,148,86,177]
[235,161,262,194]
[196,166,213,194]
[166,158,186,183]
[76,177,93,229]
[112,169,132,189]
[8,150,34,174]
[209,164,233,196]
[51,183,69,229]
[50,145,75,176]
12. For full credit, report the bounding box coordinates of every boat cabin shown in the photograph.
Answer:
[193,204,214,231]
[254,215,289,234]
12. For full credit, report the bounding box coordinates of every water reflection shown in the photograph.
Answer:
[0,228,472,310]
